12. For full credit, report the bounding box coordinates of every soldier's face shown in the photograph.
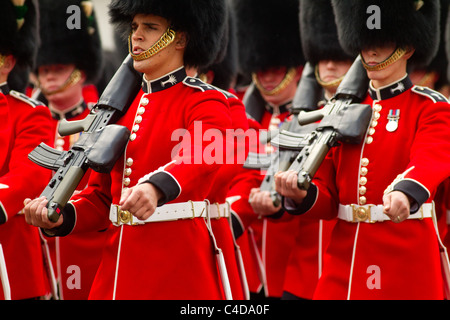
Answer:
[38,64,85,109]
[361,44,411,88]
[317,59,353,95]
[255,67,301,106]
[130,14,185,79]
[318,60,352,83]
[38,64,75,91]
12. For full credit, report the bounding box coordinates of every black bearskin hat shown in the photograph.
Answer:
[37,0,103,84]
[0,0,39,92]
[0,0,39,69]
[234,0,304,75]
[332,0,440,68]
[198,0,238,90]
[411,0,448,89]
[108,0,227,69]
[300,0,354,65]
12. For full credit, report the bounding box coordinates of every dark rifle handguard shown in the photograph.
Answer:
[28,55,142,222]
[84,125,131,173]
[288,56,371,190]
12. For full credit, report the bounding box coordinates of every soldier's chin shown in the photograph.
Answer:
[132,59,150,74]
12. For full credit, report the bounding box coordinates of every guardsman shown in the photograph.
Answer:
[279,0,355,300]
[275,0,450,299]
[229,0,305,299]
[24,0,232,300]
[0,0,54,300]
[33,0,106,300]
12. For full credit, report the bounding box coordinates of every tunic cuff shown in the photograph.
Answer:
[231,212,245,239]
[282,184,318,215]
[392,179,430,214]
[145,171,181,206]
[41,202,76,237]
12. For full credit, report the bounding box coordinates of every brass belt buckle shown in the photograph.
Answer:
[215,203,221,220]
[351,204,372,223]
[117,206,133,225]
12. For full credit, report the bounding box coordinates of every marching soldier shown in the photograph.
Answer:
[280,0,355,300]
[229,0,305,299]
[0,0,54,299]
[24,0,232,299]
[33,0,106,300]
[276,0,450,299]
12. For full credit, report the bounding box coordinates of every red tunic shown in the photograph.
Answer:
[0,86,54,299]
[50,68,233,299]
[291,76,450,300]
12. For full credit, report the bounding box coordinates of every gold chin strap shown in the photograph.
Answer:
[361,47,407,72]
[314,64,345,90]
[0,55,5,68]
[129,28,176,61]
[252,67,297,96]
[40,68,82,96]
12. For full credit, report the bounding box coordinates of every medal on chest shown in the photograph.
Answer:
[386,109,400,132]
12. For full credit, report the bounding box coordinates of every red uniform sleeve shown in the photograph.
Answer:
[0,95,53,223]
[387,100,450,212]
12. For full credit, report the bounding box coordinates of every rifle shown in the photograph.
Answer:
[28,55,142,222]
[272,56,372,190]
[244,62,322,206]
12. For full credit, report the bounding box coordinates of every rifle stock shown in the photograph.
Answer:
[29,55,142,222]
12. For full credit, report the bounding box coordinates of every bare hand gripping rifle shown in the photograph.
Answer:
[28,55,142,222]
[271,56,372,191]
[244,62,322,206]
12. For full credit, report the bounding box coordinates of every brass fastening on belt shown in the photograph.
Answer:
[215,203,221,220]
[351,204,374,223]
[419,205,424,220]
[117,206,133,225]
[189,200,196,219]
[188,200,205,219]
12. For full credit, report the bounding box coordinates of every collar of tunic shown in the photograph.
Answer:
[49,100,88,120]
[368,75,413,101]
[0,82,10,94]
[141,67,187,94]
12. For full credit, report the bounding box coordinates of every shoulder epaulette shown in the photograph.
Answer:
[9,90,45,108]
[183,77,235,99]
[412,86,449,103]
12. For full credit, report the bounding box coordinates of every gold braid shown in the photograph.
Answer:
[361,48,407,72]
[252,67,297,96]
[39,69,82,96]
[314,64,345,89]
[129,28,176,61]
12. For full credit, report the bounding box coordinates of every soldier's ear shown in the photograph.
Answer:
[175,31,188,49]
[404,47,416,61]
[2,55,16,74]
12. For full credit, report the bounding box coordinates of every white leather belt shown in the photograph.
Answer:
[110,201,207,226]
[338,203,433,223]
[209,203,230,219]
